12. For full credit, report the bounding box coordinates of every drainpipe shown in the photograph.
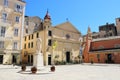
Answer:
[20,5,26,64]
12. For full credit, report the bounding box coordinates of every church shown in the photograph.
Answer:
[83,27,120,64]
[22,11,82,65]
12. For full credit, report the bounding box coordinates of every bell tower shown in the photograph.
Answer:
[43,10,51,29]
[116,18,120,36]
[43,10,52,65]
[83,26,92,63]
[87,26,92,40]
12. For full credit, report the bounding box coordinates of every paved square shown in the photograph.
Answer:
[0,64,120,80]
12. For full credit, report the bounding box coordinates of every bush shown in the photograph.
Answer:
[54,61,60,65]
[61,61,66,65]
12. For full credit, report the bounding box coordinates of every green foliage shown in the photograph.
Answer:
[54,60,66,65]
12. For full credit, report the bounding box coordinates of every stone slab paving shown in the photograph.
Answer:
[0,63,120,80]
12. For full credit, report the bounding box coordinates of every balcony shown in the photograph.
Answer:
[14,9,23,13]
[0,36,13,41]
[0,19,12,26]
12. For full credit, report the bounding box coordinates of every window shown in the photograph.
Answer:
[15,16,19,22]
[0,41,4,49]
[48,39,52,46]
[109,27,112,30]
[48,30,52,36]
[4,0,8,6]
[31,42,33,48]
[97,54,100,62]
[15,4,23,12]
[31,34,33,39]
[119,18,120,22]
[14,28,18,36]
[24,36,26,41]
[26,21,29,25]
[24,44,26,49]
[13,42,17,49]
[26,29,28,33]
[104,35,106,37]
[98,46,104,49]
[0,27,6,37]
[2,13,7,22]
[97,54,100,59]
[29,35,30,40]
[28,43,30,48]
[114,44,120,48]
[36,32,39,38]
[109,33,112,36]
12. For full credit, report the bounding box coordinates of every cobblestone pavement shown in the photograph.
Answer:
[0,63,120,80]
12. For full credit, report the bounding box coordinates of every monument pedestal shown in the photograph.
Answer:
[33,53,44,70]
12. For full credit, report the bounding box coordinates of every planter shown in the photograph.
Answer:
[31,67,37,74]
[21,65,26,71]
[50,66,55,72]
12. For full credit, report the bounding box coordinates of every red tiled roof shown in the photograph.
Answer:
[90,38,120,51]
[44,11,51,20]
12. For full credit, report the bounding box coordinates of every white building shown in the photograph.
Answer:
[0,0,26,64]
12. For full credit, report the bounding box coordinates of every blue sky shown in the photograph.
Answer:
[25,0,120,35]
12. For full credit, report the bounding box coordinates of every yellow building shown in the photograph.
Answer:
[22,11,81,65]
[0,0,26,64]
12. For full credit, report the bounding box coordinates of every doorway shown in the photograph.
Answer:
[48,55,51,65]
[12,55,16,64]
[28,55,33,65]
[107,54,112,63]
[0,55,3,64]
[66,52,70,63]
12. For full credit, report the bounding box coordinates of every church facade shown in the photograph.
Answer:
[22,11,82,65]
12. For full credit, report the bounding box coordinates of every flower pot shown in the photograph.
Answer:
[51,66,55,72]
[32,70,37,74]
[31,67,37,74]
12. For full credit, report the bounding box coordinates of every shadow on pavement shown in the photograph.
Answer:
[17,69,53,75]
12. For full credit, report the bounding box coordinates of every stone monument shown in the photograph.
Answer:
[33,38,44,70]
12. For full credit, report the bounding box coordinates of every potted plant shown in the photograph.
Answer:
[50,65,55,72]
[21,64,26,71]
[31,66,37,74]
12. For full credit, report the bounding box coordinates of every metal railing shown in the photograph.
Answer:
[0,18,12,24]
